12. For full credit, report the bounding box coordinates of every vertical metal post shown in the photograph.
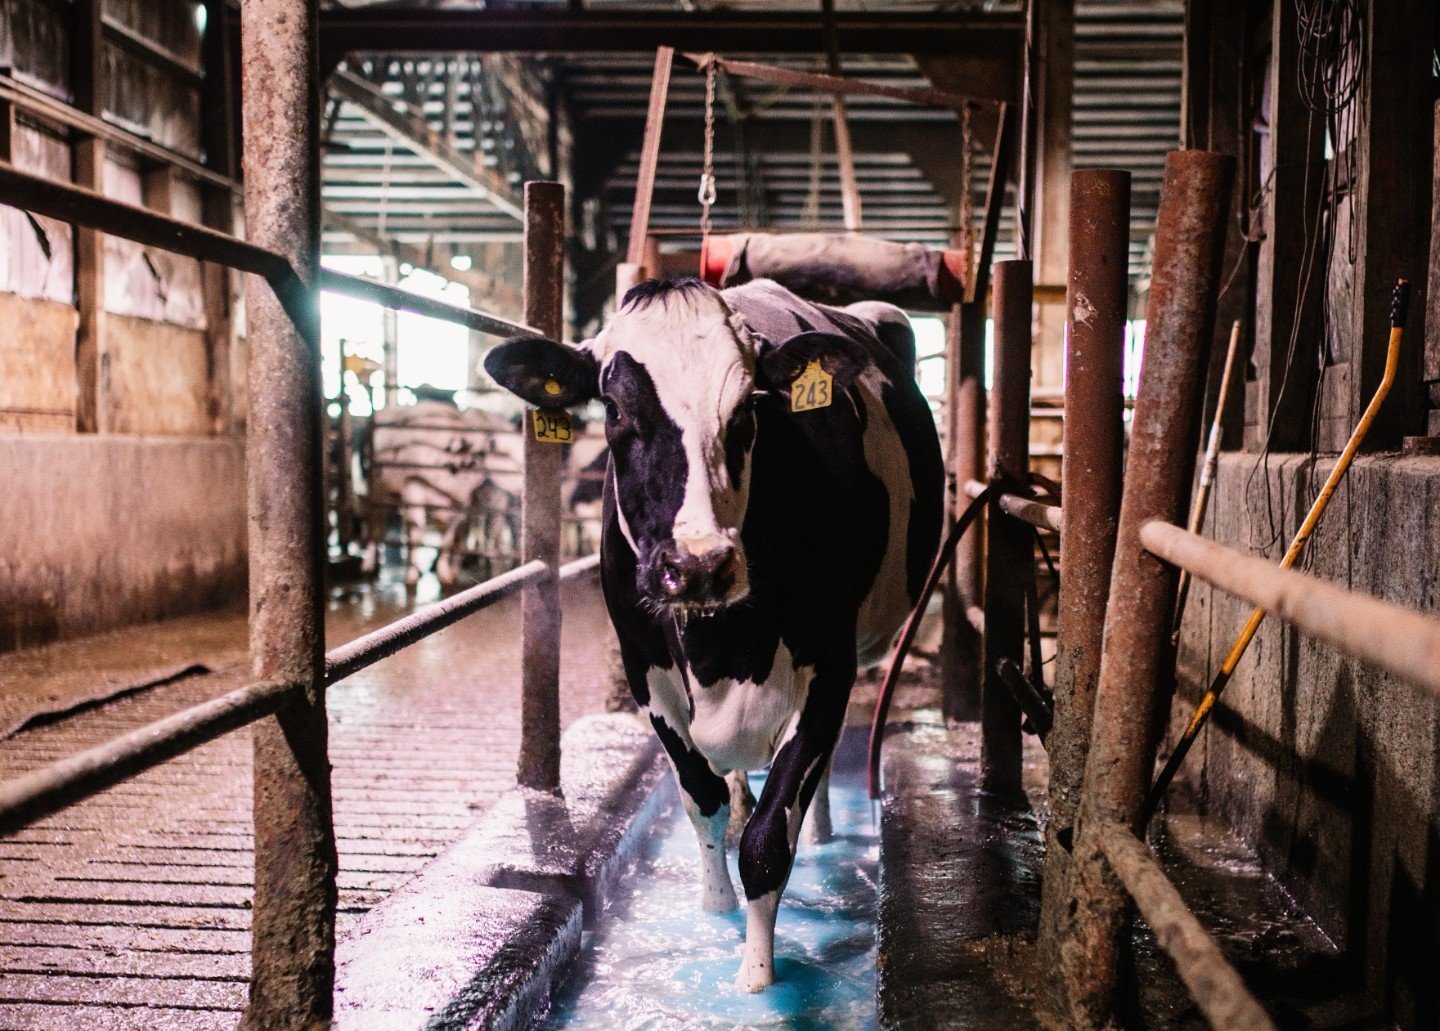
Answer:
[981,259,1032,796]
[1035,168,1130,1002]
[381,255,400,409]
[1059,151,1234,1027]
[518,181,566,792]
[939,304,983,720]
[239,1,335,1028]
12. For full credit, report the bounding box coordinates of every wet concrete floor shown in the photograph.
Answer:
[0,570,616,1030]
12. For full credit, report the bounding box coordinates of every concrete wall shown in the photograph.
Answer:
[1172,452,1440,1027]
[0,436,246,654]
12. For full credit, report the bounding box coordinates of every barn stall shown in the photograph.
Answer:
[0,1,1436,1028]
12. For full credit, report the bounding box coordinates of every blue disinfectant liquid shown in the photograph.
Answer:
[541,737,879,1030]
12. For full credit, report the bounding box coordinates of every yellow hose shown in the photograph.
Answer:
[1147,278,1410,820]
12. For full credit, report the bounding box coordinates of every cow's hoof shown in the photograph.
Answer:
[735,962,774,993]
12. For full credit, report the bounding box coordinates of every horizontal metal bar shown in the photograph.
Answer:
[1098,824,1276,1031]
[320,8,1023,59]
[0,78,237,191]
[0,679,295,837]
[0,160,289,278]
[1140,521,1440,699]
[0,553,609,836]
[560,553,602,579]
[0,163,539,339]
[319,268,539,339]
[999,493,1063,533]
[963,478,1063,532]
[324,559,547,684]
[683,52,996,108]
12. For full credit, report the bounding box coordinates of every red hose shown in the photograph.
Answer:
[866,486,991,798]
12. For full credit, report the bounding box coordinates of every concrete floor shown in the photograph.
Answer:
[0,572,616,1030]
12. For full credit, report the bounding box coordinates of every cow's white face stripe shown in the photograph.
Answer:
[592,282,758,595]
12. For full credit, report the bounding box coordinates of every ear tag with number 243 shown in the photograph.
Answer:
[791,359,833,413]
[532,407,574,444]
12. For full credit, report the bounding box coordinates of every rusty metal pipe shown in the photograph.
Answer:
[1140,521,1440,699]
[1060,150,1234,1027]
[0,679,293,837]
[964,479,1060,529]
[1035,168,1130,1004]
[981,258,1034,797]
[995,657,1053,741]
[1097,824,1277,1031]
[239,0,336,1025]
[319,268,540,339]
[0,556,599,839]
[325,560,548,684]
[518,182,567,792]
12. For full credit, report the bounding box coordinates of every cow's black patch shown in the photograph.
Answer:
[621,276,711,311]
[648,713,729,817]
[601,353,690,598]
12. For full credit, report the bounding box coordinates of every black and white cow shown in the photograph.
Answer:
[485,277,942,992]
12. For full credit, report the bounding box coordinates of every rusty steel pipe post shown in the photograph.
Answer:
[1035,169,1130,995]
[981,259,1033,797]
[939,303,986,718]
[1058,151,1234,1027]
[238,0,337,1027]
[518,181,566,792]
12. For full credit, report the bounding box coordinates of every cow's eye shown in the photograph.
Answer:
[732,396,755,421]
[601,396,620,422]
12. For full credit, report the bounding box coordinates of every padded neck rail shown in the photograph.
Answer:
[701,232,968,311]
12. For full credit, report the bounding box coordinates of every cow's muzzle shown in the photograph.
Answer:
[645,536,747,613]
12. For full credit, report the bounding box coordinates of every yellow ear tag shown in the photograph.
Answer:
[532,408,574,444]
[790,359,834,413]
[543,378,562,397]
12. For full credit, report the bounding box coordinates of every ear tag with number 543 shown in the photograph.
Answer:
[532,408,574,444]
[791,359,833,413]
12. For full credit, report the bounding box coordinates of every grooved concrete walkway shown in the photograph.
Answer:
[0,575,614,1030]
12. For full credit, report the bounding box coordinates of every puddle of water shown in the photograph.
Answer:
[542,738,879,1031]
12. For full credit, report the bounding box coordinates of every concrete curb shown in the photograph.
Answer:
[335,712,674,1030]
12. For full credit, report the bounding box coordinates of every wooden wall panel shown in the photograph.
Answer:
[100,154,205,327]
[0,0,71,99]
[102,313,210,435]
[0,117,74,301]
[0,292,78,433]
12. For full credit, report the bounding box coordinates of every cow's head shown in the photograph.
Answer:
[484,278,869,616]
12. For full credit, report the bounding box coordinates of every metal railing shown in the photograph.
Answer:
[0,7,580,1020]
[948,156,1297,1028]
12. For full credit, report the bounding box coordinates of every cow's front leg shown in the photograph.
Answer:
[736,657,850,992]
[648,710,737,913]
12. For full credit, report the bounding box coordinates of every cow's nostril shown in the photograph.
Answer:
[658,552,686,596]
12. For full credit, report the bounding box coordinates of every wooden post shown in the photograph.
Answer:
[981,259,1032,797]
[239,0,336,1027]
[518,181,566,792]
[1246,0,1325,451]
[1031,0,1073,395]
[72,0,105,434]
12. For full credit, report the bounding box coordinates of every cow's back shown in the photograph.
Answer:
[724,279,944,664]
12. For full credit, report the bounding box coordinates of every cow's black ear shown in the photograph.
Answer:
[756,331,872,397]
[484,336,599,408]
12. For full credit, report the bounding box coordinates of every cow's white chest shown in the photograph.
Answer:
[686,642,812,772]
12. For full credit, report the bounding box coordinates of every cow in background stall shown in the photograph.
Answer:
[363,398,524,588]
[485,277,942,992]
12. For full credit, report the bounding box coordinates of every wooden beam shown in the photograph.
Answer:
[1031,0,1074,393]
[330,69,523,220]
[1337,0,1435,449]
[1246,0,1324,450]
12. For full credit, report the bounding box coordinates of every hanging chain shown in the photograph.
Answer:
[959,102,975,271]
[699,56,718,247]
